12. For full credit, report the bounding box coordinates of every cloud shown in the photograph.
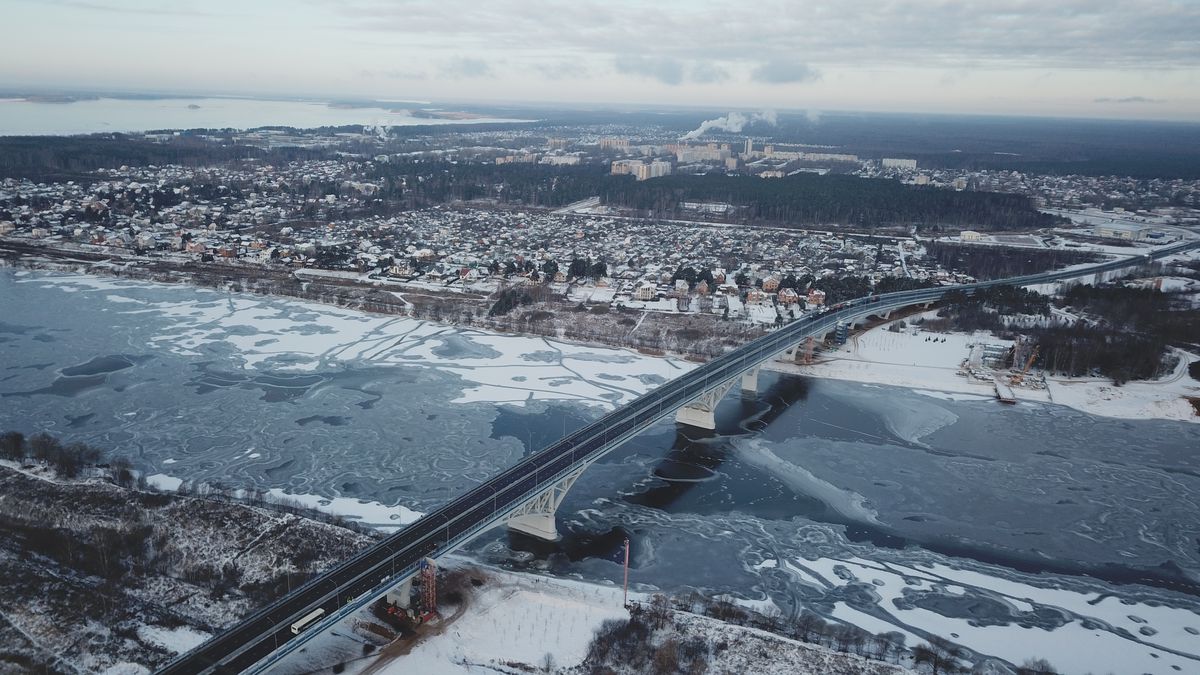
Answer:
[441,56,492,79]
[614,55,684,85]
[331,0,1200,72]
[34,0,220,17]
[361,69,428,81]
[689,62,729,84]
[535,61,589,80]
[1093,96,1165,104]
[751,59,820,84]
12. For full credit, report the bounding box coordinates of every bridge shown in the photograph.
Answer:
[159,241,1196,674]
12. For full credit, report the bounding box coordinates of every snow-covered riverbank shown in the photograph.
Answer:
[270,560,914,675]
[770,319,1199,423]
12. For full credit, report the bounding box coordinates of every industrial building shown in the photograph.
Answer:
[1094,223,1152,241]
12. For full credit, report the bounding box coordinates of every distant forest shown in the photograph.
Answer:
[922,242,1102,279]
[0,135,322,182]
[371,162,1059,231]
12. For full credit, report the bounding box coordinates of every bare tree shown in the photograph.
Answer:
[1016,658,1059,675]
[914,636,966,675]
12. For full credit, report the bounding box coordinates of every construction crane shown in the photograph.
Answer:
[1010,345,1039,385]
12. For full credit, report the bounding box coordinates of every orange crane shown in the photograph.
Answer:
[1010,345,1039,385]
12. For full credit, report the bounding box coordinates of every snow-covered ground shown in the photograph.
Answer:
[773,317,1199,423]
[262,488,423,532]
[138,473,425,532]
[371,572,629,674]
[269,562,912,675]
[1045,348,1199,422]
[135,625,211,655]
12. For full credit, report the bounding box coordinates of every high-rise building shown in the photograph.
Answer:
[599,138,630,151]
[611,159,642,175]
[744,139,753,156]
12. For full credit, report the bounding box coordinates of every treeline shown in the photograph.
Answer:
[1027,325,1169,383]
[597,173,1060,231]
[1031,284,1200,382]
[922,151,1200,181]
[0,135,325,182]
[933,284,1198,383]
[580,593,1061,675]
[922,242,1102,280]
[1059,283,1197,338]
[0,430,131,482]
[939,286,1052,332]
[369,161,1058,230]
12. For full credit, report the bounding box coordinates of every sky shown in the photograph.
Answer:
[2,0,1199,121]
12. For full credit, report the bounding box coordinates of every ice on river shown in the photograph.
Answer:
[25,273,691,409]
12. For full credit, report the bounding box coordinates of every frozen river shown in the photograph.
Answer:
[2,269,1199,673]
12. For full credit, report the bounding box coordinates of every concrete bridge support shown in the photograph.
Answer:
[740,366,760,393]
[385,578,412,608]
[674,376,741,430]
[505,464,589,541]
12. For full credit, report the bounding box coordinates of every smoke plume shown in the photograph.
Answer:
[681,110,777,140]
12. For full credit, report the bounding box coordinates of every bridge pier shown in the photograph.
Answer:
[674,376,739,430]
[385,578,412,608]
[507,512,560,540]
[506,464,588,541]
[741,366,759,393]
[674,403,718,430]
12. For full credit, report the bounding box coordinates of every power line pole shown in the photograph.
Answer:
[622,538,631,608]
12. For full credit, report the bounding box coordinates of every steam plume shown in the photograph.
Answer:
[681,110,777,140]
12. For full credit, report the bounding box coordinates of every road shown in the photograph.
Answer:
[158,240,1197,674]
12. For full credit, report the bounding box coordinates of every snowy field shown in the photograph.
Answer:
[370,571,629,674]
[268,561,913,675]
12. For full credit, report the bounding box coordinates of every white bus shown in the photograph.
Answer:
[290,608,326,635]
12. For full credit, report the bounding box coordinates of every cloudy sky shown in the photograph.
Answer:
[3,0,1199,120]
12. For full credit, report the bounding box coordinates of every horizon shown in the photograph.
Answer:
[6,86,1200,128]
[3,0,1199,123]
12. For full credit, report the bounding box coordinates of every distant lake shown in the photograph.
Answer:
[0,96,531,135]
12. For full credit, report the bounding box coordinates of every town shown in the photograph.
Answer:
[3,124,1196,335]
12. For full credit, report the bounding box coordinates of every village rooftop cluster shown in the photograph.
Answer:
[0,157,972,325]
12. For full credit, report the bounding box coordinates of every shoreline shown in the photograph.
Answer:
[5,240,1197,425]
[768,321,1200,424]
[0,239,756,362]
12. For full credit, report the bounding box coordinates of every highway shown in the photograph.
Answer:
[158,240,1197,674]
